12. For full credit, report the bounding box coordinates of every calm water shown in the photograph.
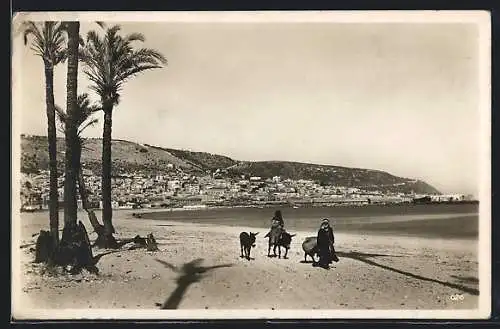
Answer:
[141,203,479,239]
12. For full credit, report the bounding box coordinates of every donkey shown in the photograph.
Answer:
[239,232,259,260]
[276,231,296,259]
[265,228,296,259]
[265,226,282,258]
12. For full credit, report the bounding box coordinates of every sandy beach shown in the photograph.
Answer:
[13,208,480,316]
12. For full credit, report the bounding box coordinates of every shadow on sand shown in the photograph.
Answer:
[450,275,479,285]
[155,258,234,309]
[92,250,123,265]
[337,251,479,296]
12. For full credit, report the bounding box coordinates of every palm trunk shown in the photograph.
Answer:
[55,21,94,272]
[78,170,103,233]
[101,106,118,248]
[62,21,80,232]
[43,62,59,247]
[76,140,104,237]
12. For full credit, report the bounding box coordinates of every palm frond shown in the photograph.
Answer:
[56,94,100,136]
[22,21,42,45]
[78,35,85,47]
[77,93,90,106]
[54,104,67,124]
[86,30,102,49]
[124,32,145,43]
[23,22,44,57]
[132,48,168,65]
[78,118,99,136]
[55,48,67,64]
[81,24,166,107]
[22,20,66,65]
[118,64,164,82]
[95,21,106,29]
[54,104,67,134]
[29,44,44,57]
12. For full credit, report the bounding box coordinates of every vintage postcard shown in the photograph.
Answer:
[11,10,491,320]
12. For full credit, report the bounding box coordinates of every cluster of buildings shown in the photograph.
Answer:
[19,167,475,211]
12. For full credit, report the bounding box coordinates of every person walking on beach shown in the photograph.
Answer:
[315,218,338,269]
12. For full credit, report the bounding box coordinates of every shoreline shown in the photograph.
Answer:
[132,206,479,241]
[18,204,479,241]
[125,215,479,249]
[127,216,479,242]
[20,200,479,214]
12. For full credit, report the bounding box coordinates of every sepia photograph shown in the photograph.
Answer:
[11,10,491,320]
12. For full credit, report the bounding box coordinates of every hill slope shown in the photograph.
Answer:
[20,134,441,194]
[20,135,198,175]
[225,161,440,194]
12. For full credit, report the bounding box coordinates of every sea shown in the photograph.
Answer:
[140,203,479,240]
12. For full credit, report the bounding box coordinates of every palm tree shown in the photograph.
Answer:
[60,21,80,242]
[54,21,99,272]
[55,94,104,238]
[23,21,67,248]
[80,24,167,248]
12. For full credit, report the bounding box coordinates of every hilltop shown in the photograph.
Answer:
[20,134,440,195]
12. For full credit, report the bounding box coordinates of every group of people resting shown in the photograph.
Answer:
[267,210,338,269]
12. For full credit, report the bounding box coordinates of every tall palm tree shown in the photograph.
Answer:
[55,94,104,237]
[23,21,67,248]
[80,24,167,248]
[61,21,80,240]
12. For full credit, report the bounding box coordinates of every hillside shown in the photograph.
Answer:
[20,134,441,194]
[145,145,236,171]
[20,135,198,175]
[226,161,440,194]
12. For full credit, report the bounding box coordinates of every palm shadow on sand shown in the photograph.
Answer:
[337,251,479,296]
[155,258,234,309]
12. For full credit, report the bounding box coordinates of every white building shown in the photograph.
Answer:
[185,183,200,195]
[206,187,226,197]
[431,194,465,202]
[167,180,181,190]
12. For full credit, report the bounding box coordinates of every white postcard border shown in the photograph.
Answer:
[11,10,492,320]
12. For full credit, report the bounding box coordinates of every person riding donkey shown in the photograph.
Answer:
[265,210,287,257]
[274,210,284,228]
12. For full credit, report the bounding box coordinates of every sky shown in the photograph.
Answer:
[13,17,486,196]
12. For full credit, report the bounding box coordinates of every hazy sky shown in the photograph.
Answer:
[14,19,484,196]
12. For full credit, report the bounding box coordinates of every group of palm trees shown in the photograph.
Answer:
[23,21,167,256]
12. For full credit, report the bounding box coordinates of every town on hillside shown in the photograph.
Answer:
[19,164,476,212]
